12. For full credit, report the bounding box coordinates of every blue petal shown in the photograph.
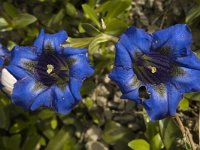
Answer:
[152,24,192,57]
[63,47,87,56]
[68,54,94,80]
[33,29,68,54]
[171,67,200,93]
[9,46,38,68]
[31,88,53,111]
[118,26,151,58]
[109,67,141,93]
[143,83,182,121]
[175,52,200,71]
[33,29,45,54]
[6,65,29,80]
[114,42,132,68]
[0,44,10,58]
[52,85,77,114]
[11,77,47,109]
[0,58,4,69]
[69,77,82,101]
[121,90,141,103]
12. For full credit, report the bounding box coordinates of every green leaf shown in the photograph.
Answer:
[151,134,163,150]
[184,92,200,102]
[88,34,117,53]
[0,18,9,30]
[65,2,77,17]
[47,9,65,26]
[128,139,150,150]
[102,121,129,144]
[65,37,93,48]
[105,18,128,36]
[79,23,101,36]
[22,129,40,150]
[3,2,19,18]
[12,13,37,28]
[104,0,131,21]
[159,118,183,150]
[46,127,80,150]
[1,134,21,150]
[179,98,189,111]
[0,102,9,129]
[186,5,200,25]
[51,119,57,129]
[83,97,94,109]
[82,4,101,28]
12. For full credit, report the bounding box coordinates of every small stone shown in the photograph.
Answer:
[104,108,113,120]
[85,126,102,141]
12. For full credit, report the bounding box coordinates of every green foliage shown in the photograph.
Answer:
[128,139,150,150]
[0,0,199,149]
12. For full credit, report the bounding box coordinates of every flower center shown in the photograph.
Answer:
[35,53,69,87]
[133,52,172,84]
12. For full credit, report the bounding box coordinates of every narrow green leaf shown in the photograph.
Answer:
[151,134,163,150]
[65,2,77,17]
[159,118,183,150]
[105,0,131,20]
[47,9,65,26]
[82,4,101,28]
[46,127,79,150]
[105,18,128,36]
[186,5,200,25]
[0,18,9,29]
[3,2,19,18]
[80,23,101,36]
[65,37,93,48]
[128,139,150,150]
[184,92,200,101]
[12,13,37,28]
[102,121,128,144]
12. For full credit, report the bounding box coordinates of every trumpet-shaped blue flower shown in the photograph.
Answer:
[109,24,200,121]
[1,29,94,114]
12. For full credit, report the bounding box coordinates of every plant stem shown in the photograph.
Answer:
[175,115,197,150]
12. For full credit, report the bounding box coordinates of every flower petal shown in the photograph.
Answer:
[109,67,141,93]
[9,46,38,68]
[175,52,200,71]
[6,65,29,80]
[63,47,87,56]
[52,85,77,114]
[31,88,53,111]
[68,54,94,80]
[152,24,192,57]
[171,67,200,93]
[0,44,10,57]
[114,42,132,68]
[118,26,151,58]
[143,83,182,121]
[69,77,82,101]
[11,76,47,109]
[33,29,67,54]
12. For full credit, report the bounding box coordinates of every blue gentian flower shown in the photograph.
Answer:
[1,29,94,114]
[109,24,200,121]
[0,44,10,70]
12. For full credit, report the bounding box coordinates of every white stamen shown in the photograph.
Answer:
[1,68,17,95]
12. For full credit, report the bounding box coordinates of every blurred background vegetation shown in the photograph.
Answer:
[0,0,200,149]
